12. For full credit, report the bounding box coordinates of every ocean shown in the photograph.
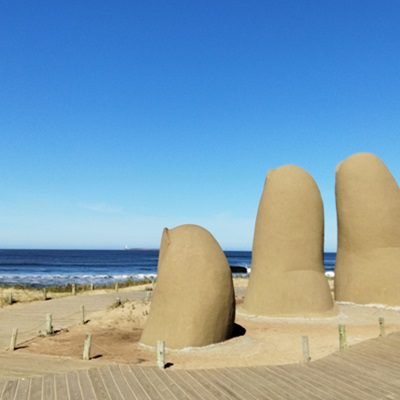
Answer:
[0,249,336,287]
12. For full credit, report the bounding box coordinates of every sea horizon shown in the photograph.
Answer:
[0,249,336,288]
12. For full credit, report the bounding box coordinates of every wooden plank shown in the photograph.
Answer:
[211,368,267,400]
[197,369,248,400]
[372,341,400,359]
[257,365,325,400]
[247,366,308,400]
[308,359,389,399]
[28,377,43,400]
[0,380,18,400]
[289,364,360,400]
[54,374,69,400]
[165,370,208,400]
[139,368,176,400]
[285,363,374,400]
[76,370,97,400]
[88,368,111,400]
[335,351,400,384]
[332,351,398,378]
[353,344,400,368]
[129,367,164,400]
[179,369,225,400]
[107,365,139,400]
[0,381,7,398]
[352,342,400,364]
[251,366,323,400]
[43,374,55,400]
[145,368,189,400]
[308,359,396,398]
[279,364,346,400]
[2,328,400,400]
[98,366,125,400]
[13,378,30,400]
[66,371,83,400]
[315,354,400,393]
[339,348,400,376]
[351,337,400,353]
[228,367,290,400]
[225,367,281,399]
[118,364,151,400]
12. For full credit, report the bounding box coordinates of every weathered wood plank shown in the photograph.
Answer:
[145,368,187,400]
[282,363,365,400]
[118,365,150,400]
[308,359,396,398]
[43,374,55,400]
[246,366,302,400]
[66,371,83,400]
[228,367,290,400]
[129,367,164,400]
[88,368,111,400]
[13,378,30,400]
[198,369,249,400]
[141,368,177,400]
[107,365,139,400]
[333,351,400,385]
[166,370,208,400]
[0,381,7,399]
[98,366,125,400]
[314,355,400,393]
[251,366,324,400]
[351,342,400,364]
[0,380,18,400]
[212,368,267,400]
[2,330,400,400]
[331,351,399,379]
[54,374,69,400]
[282,363,374,400]
[28,377,43,400]
[76,370,97,400]
[180,369,226,400]
[352,345,400,369]
[338,348,400,377]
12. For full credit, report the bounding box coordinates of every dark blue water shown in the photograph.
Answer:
[0,249,336,287]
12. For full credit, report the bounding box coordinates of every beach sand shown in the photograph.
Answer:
[0,281,152,307]
[8,277,400,372]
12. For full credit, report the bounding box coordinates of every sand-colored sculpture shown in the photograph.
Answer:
[243,165,335,316]
[140,224,235,349]
[335,153,400,305]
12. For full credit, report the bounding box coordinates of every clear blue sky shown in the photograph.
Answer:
[1,1,399,251]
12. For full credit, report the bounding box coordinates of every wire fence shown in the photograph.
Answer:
[3,305,88,350]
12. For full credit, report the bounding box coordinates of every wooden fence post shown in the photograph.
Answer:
[338,324,347,350]
[115,282,119,292]
[81,305,86,325]
[379,317,385,337]
[43,288,47,301]
[90,283,94,291]
[9,328,18,351]
[302,336,311,363]
[46,313,54,335]
[72,284,76,296]
[145,291,151,303]
[83,334,92,360]
[157,340,165,369]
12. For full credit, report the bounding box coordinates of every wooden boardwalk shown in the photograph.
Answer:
[2,332,400,399]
